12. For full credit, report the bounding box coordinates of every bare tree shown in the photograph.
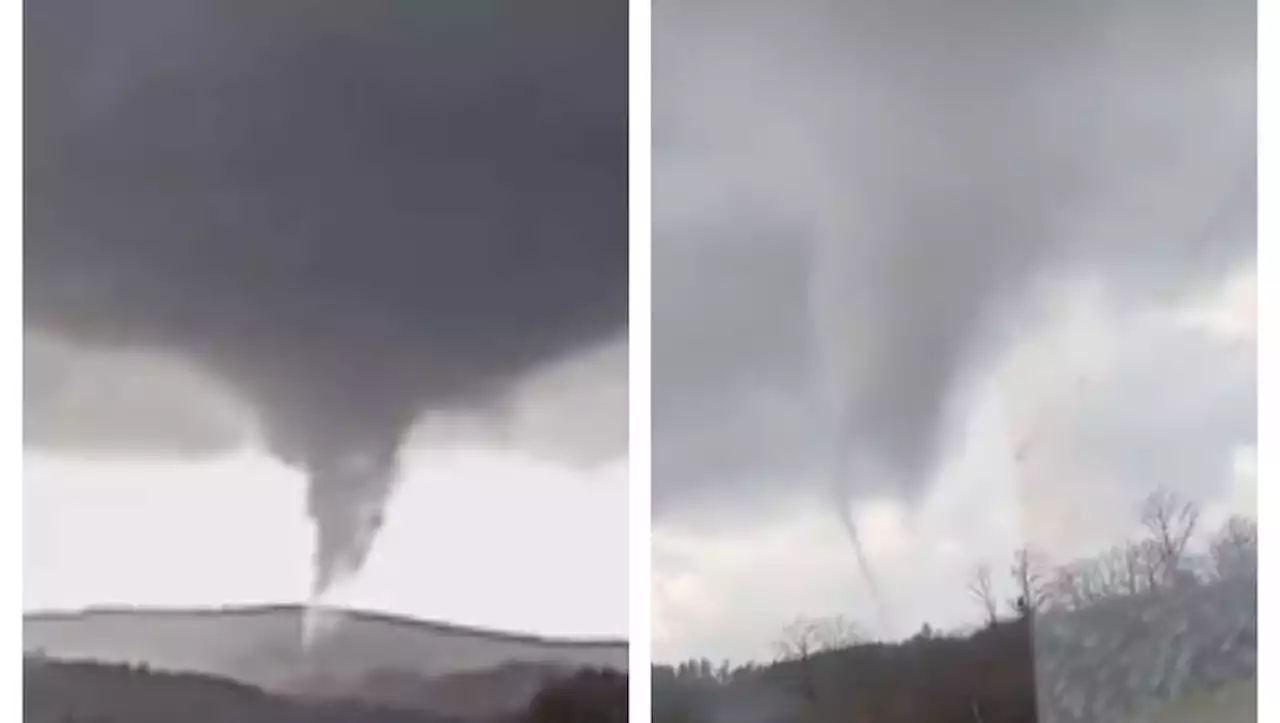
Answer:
[774,615,861,703]
[1138,488,1201,589]
[1009,547,1049,615]
[1044,560,1094,611]
[775,617,822,702]
[1099,542,1146,597]
[1135,538,1166,592]
[813,615,862,650]
[1210,515,1258,579]
[1045,541,1162,611]
[1118,541,1147,596]
[775,615,861,660]
[1043,565,1078,611]
[967,564,999,625]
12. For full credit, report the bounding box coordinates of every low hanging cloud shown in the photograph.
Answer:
[25,329,629,469]
[25,0,628,596]
[24,331,252,457]
[652,0,1255,527]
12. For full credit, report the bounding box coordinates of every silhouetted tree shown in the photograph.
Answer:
[967,564,999,625]
[527,668,627,723]
[1009,547,1048,615]
[1138,487,1201,588]
[774,615,861,704]
[1210,514,1258,580]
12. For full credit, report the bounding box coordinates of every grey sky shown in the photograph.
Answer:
[25,0,628,594]
[653,0,1255,662]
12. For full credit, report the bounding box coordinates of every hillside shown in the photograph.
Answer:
[653,572,1256,723]
[24,657,453,723]
[338,661,577,718]
[24,605,627,719]
[24,656,627,723]
[1032,573,1255,722]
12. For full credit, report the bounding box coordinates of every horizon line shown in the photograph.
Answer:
[24,602,630,649]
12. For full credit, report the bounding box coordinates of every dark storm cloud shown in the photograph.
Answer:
[25,0,627,593]
[653,0,1254,520]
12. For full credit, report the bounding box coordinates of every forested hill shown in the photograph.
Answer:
[25,656,627,723]
[653,495,1257,723]
[654,567,1255,723]
[25,657,460,723]
[24,605,626,690]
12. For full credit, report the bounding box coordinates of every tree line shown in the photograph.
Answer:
[653,486,1257,723]
[968,488,1256,624]
[24,656,626,723]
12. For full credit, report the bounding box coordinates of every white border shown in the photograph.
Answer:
[2,0,22,718]
[628,0,653,720]
[9,2,1268,721]
[1257,0,1276,713]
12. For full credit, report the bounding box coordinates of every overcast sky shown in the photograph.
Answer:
[652,0,1255,663]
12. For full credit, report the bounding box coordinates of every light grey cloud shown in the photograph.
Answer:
[1005,282,1256,558]
[653,0,1254,521]
[24,331,253,457]
[407,335,629,468]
